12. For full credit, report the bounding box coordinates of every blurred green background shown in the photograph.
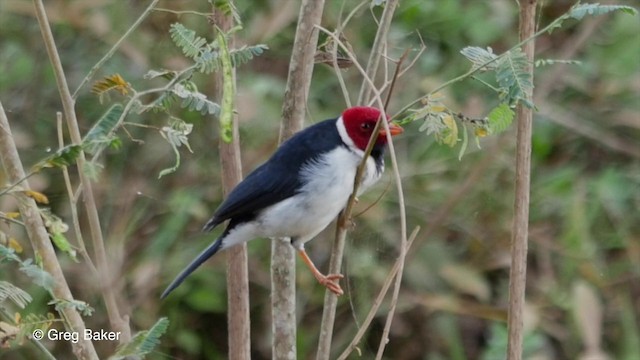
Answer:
[0,0,638,359]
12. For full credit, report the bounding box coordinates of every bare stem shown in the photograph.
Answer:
[357,0,400,105]
[33,0,131,342]
[212,7,251,359]
[0,101,99,359]
[272,0,325,358]
[507,1,536,359]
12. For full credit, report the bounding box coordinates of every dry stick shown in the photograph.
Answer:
[0,102,99,360]
[357,0,400,105]
[72,0,160,99]
[338,140,500,359]
[315,28,408,360]
[33,0,131,342]
[56,112,98,275]
[507,1,536,360]
[212,9,251,360]
[272,0,325,358]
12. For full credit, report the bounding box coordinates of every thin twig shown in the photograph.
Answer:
[33,0,131,342]
[507,1,536,359]
[272,0,325,358]
[56,112,98,275]
[357,0,400,105]
[0,101,99,359]
[315,26,408,360]
[337,227,420,360]
[72,0,160,99]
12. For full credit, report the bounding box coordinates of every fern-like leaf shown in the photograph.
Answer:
[0,281,32,308]
[19,260,55,293]
[495,48,534,108]
[48,298,94,317]
[83,104,123,155]
[568,3,637,20]
[230,44,268,67]
[535,59,582,67]
[487,103,515,134]
[460,46,499,71]
[32,145,83,172]
[91,74,131,103]
[172,83,221,115]
[109,317,169,360]
[170,23,208,60]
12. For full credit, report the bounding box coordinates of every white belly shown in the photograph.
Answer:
[221,146,381,250]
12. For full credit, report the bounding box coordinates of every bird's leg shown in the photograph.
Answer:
[297,249,344,296]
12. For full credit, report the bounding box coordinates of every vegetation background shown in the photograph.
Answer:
[0,0,638,359]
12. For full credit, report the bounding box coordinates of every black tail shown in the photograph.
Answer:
[160,236,224,299]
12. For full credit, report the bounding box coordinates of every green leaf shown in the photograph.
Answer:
[48,298,94,317]
[495,48,534,108]
[460,46,499,71]
[217,29,235,143]
[568,3,637,20]
[19,260,55,293]
[172,83,221,115]
[535,58,582,67]
[110,317,169,360]
[83,104,123,155]
[487,103,515,134]
[230,44,268,67]
[170,23,208,60]
[32,145,83,171]
[0,281,32,308]
[157,118,194,179]
[458,125,468,161]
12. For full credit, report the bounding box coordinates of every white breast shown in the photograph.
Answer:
[256,145,380,248]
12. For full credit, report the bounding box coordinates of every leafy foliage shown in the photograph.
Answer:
[0,281,32,309]
[109,317,169,360]
[495,48,534,108]
[172,83,221,115]
[91,74,131,103]
[83,104,124,155]
[487,103,515,134]
[0,245,55,293]
[32,145,83,171]
[158,118,194,179]
[169,23,208,60]
[460,46,499,71]
[48,298,94,317]
[568,3,637,20]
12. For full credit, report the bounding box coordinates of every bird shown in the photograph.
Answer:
[161,106,403,299]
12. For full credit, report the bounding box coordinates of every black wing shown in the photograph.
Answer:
[203,118,344,231]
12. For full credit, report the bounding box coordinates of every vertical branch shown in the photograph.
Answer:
[317,1,398,357]
[0,102,99,360]
[273,0,325,358]
[356,0,400,105]
[32,0,131,342]
[212,6,251,359]
[507,1,536,359]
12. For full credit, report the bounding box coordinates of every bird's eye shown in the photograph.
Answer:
[360,122,373,130]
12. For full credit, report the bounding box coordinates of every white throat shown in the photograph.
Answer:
[336,116,365,157]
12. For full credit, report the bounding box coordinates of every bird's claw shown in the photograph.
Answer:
[318,273,344,296]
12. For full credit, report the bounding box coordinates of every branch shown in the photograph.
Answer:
[0,101,99,359]
[315,26,408,360]
[211,6,251,359]
[357,0,400,105]
[507,1,536,359]
[272,0,325,358]
[33,0,131,342]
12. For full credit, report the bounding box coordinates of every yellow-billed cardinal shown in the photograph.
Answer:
[161,106,403,298]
